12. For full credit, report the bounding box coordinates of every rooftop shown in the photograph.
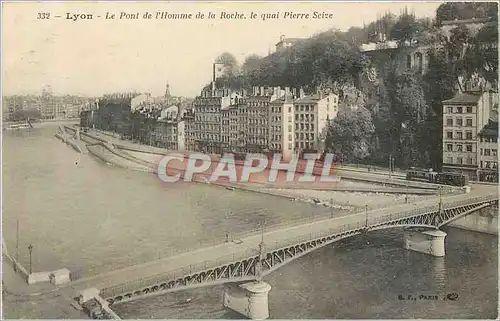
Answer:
[295,93,332,104]
[442,92,482,105]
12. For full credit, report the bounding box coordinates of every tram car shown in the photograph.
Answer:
[406,168,438,182]
[435,172,468,186]
[406,167,468,187]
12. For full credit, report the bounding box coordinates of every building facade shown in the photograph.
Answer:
[442,90,498,180]
[293,92,339,154]
[477,119,498,182]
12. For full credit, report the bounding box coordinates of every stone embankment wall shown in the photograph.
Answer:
[449,206,498,235]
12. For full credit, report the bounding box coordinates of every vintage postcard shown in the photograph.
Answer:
[1,1,498,319]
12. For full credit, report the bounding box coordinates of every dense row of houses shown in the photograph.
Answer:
[80,19,498,181]
[81,68,340,160]
[3,87,88,121]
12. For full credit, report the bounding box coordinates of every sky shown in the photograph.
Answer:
[2,1,442,98]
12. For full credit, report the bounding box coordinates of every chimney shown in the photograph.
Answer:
[260,86,265,96]
[285,87,291,99]
[299,87,305,99]
[277,86,281,97]
[292,88,297,98]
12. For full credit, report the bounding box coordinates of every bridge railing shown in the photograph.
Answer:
[83,195,499,284]
[100,195,498,299]
[368,195,497,226]
[100,220,369,298]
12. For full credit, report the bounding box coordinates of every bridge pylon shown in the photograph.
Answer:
[223,240,272,320]
[403,228,447,257]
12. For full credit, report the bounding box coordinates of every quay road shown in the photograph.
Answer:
[80,129,452,190]
[66,185,497,298]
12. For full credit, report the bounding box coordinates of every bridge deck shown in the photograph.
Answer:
[65,186,497,297]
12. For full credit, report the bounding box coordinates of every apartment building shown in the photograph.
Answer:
[221,105,239,152]
[153,105,187,151]
[442,90,498,180]
[477,119,498,182]
[182,108,196,152]
[293,91,339,154]
[268,87,301,160]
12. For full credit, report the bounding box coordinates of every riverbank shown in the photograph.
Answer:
[56,127,466,210]
[449,206,498,235]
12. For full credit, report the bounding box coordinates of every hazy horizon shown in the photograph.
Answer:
[2,1,441,98]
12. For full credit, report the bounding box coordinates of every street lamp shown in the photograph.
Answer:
[28,244,33,274]
[225,212,230,243]
[330,198,334,219]
[388,154,392,179]
[438,187,443,213]
[365,205,368,227]
[405,182,409,204]
[260,219,266,245]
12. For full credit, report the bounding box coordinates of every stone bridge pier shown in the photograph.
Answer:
[403,228,447,257]
[223,281,272,320]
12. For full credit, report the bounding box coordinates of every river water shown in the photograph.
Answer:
[2,125,498,319]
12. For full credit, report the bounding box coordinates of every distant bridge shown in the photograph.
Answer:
[69,193,498,306]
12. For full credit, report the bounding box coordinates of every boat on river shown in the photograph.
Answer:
[3,119,34,131]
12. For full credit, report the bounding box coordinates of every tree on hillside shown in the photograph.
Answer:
[241,54,262,75]
[390,12,422,45]
[471,21,498,84]
[215,52,239,76]
[324,107,375,162]
[436,2,497,25]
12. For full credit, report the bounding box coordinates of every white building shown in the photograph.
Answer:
[293,91,339,154]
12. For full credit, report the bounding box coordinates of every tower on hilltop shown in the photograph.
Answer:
[165,83,171,99]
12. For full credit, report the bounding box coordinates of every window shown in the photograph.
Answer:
[466,106,472,113]
[467,157,473,165]
[457,157,463,164]
[485,149,491,156]
[466,118,472,127]
[446,131,453,139]
[446,118,453,126]
[493,149,498,157]
[456,118,463,126]
[466,144,472,152]
[457,144,463,152]
[288,143,292,149]
[456,132,463,139]
[447,144,453,151]
[288,125,292,131]
[466,131,472,140]
[288,134,292,141]
[447,107,453,113]
[447,157,453,164]
[456,107,463,113]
